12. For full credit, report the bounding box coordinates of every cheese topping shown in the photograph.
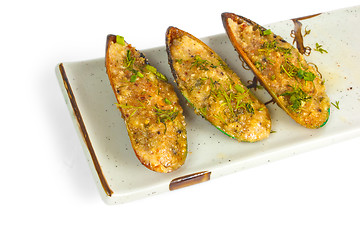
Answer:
[106,39,187,173]
[167,28,271,142]
[227,17,330,128]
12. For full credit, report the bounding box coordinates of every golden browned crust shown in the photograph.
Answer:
[166,27,271,142]
[106,34,187,173]
[222,13,330,128]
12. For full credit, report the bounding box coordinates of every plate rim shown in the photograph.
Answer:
[57,63,114,197]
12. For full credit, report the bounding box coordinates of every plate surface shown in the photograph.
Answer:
[56,6,360,204]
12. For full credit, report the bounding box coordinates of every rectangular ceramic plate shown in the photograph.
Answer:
[56,6,360,204]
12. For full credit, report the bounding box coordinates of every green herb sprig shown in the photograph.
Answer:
[331,101,340,110]
[259,40,292,55]
[281,85,312,112]
[154,105,179,133]
[297,69,316,83]
[191,55,217,71]
[281,60,316,84]
[124,50,144,82]
[314,43,328,54]
[210,79,254,116]
[116,101,145,118]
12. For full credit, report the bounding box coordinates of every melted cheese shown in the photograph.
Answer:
[107,40,187,173]
[227,18,330,128]
[168,29,271,142]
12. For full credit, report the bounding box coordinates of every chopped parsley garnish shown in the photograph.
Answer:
[314,43,328,54]
[280,60,316,84]
[281,86,312,112]
[297,69,316,83]
[130,75,137,82]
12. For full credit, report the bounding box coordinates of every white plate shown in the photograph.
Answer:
[56,6,360,204]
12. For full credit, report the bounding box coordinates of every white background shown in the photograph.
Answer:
[1,0,359,239]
